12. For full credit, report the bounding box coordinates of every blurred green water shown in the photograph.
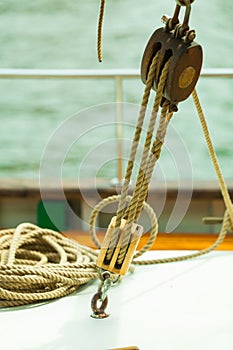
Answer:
[0,0,232,180]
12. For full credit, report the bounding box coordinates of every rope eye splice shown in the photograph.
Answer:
[141,0,202,110]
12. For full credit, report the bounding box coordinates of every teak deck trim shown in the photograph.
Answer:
[65,231,233,251]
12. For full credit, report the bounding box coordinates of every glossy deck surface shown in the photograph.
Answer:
[1,250,233,350]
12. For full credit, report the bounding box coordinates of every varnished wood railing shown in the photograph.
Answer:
[65,231,233,251]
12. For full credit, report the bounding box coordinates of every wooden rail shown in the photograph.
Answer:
[65,231,233,251]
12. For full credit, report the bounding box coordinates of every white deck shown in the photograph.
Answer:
[1,250,233,350]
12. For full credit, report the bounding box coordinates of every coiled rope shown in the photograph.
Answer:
[0,223,98,307]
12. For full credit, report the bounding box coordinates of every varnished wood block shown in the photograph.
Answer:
[96,216,143,275]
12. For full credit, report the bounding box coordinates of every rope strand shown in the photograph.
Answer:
[134,100,172,220]
[192,89,233,224]
[132,90,233,265]
[104,51,161,262]
[90,71,233,269]
[97,0,106,62]
[116,59,171,265]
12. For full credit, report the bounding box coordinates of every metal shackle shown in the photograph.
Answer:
[176,0,195,6]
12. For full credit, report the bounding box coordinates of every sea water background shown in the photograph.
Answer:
[0,0,232,181]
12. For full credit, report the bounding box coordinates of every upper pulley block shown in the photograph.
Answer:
[141,0,202,106]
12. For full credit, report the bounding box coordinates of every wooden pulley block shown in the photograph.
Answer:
[141,27,203,105]
[96,216,143,276]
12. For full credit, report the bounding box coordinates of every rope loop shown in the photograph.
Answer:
[89,195,158,259]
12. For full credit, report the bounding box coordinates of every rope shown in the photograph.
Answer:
[192,89,233,225]
[97,0,106,62]
[124,100,171,222]
[1,46,232,310]
[117,99,171,265]
[89,195,159,259]
[134,208,232,265]
[94,1,233,269]
[90,61,233,268]
[0,223,98,307]
[104,50,161,262]
[132,89,233,265]
[111,58,171,265]
[133,100,173,220]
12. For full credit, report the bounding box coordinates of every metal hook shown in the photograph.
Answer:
[90,269,120,319]
[91,291,109,319]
